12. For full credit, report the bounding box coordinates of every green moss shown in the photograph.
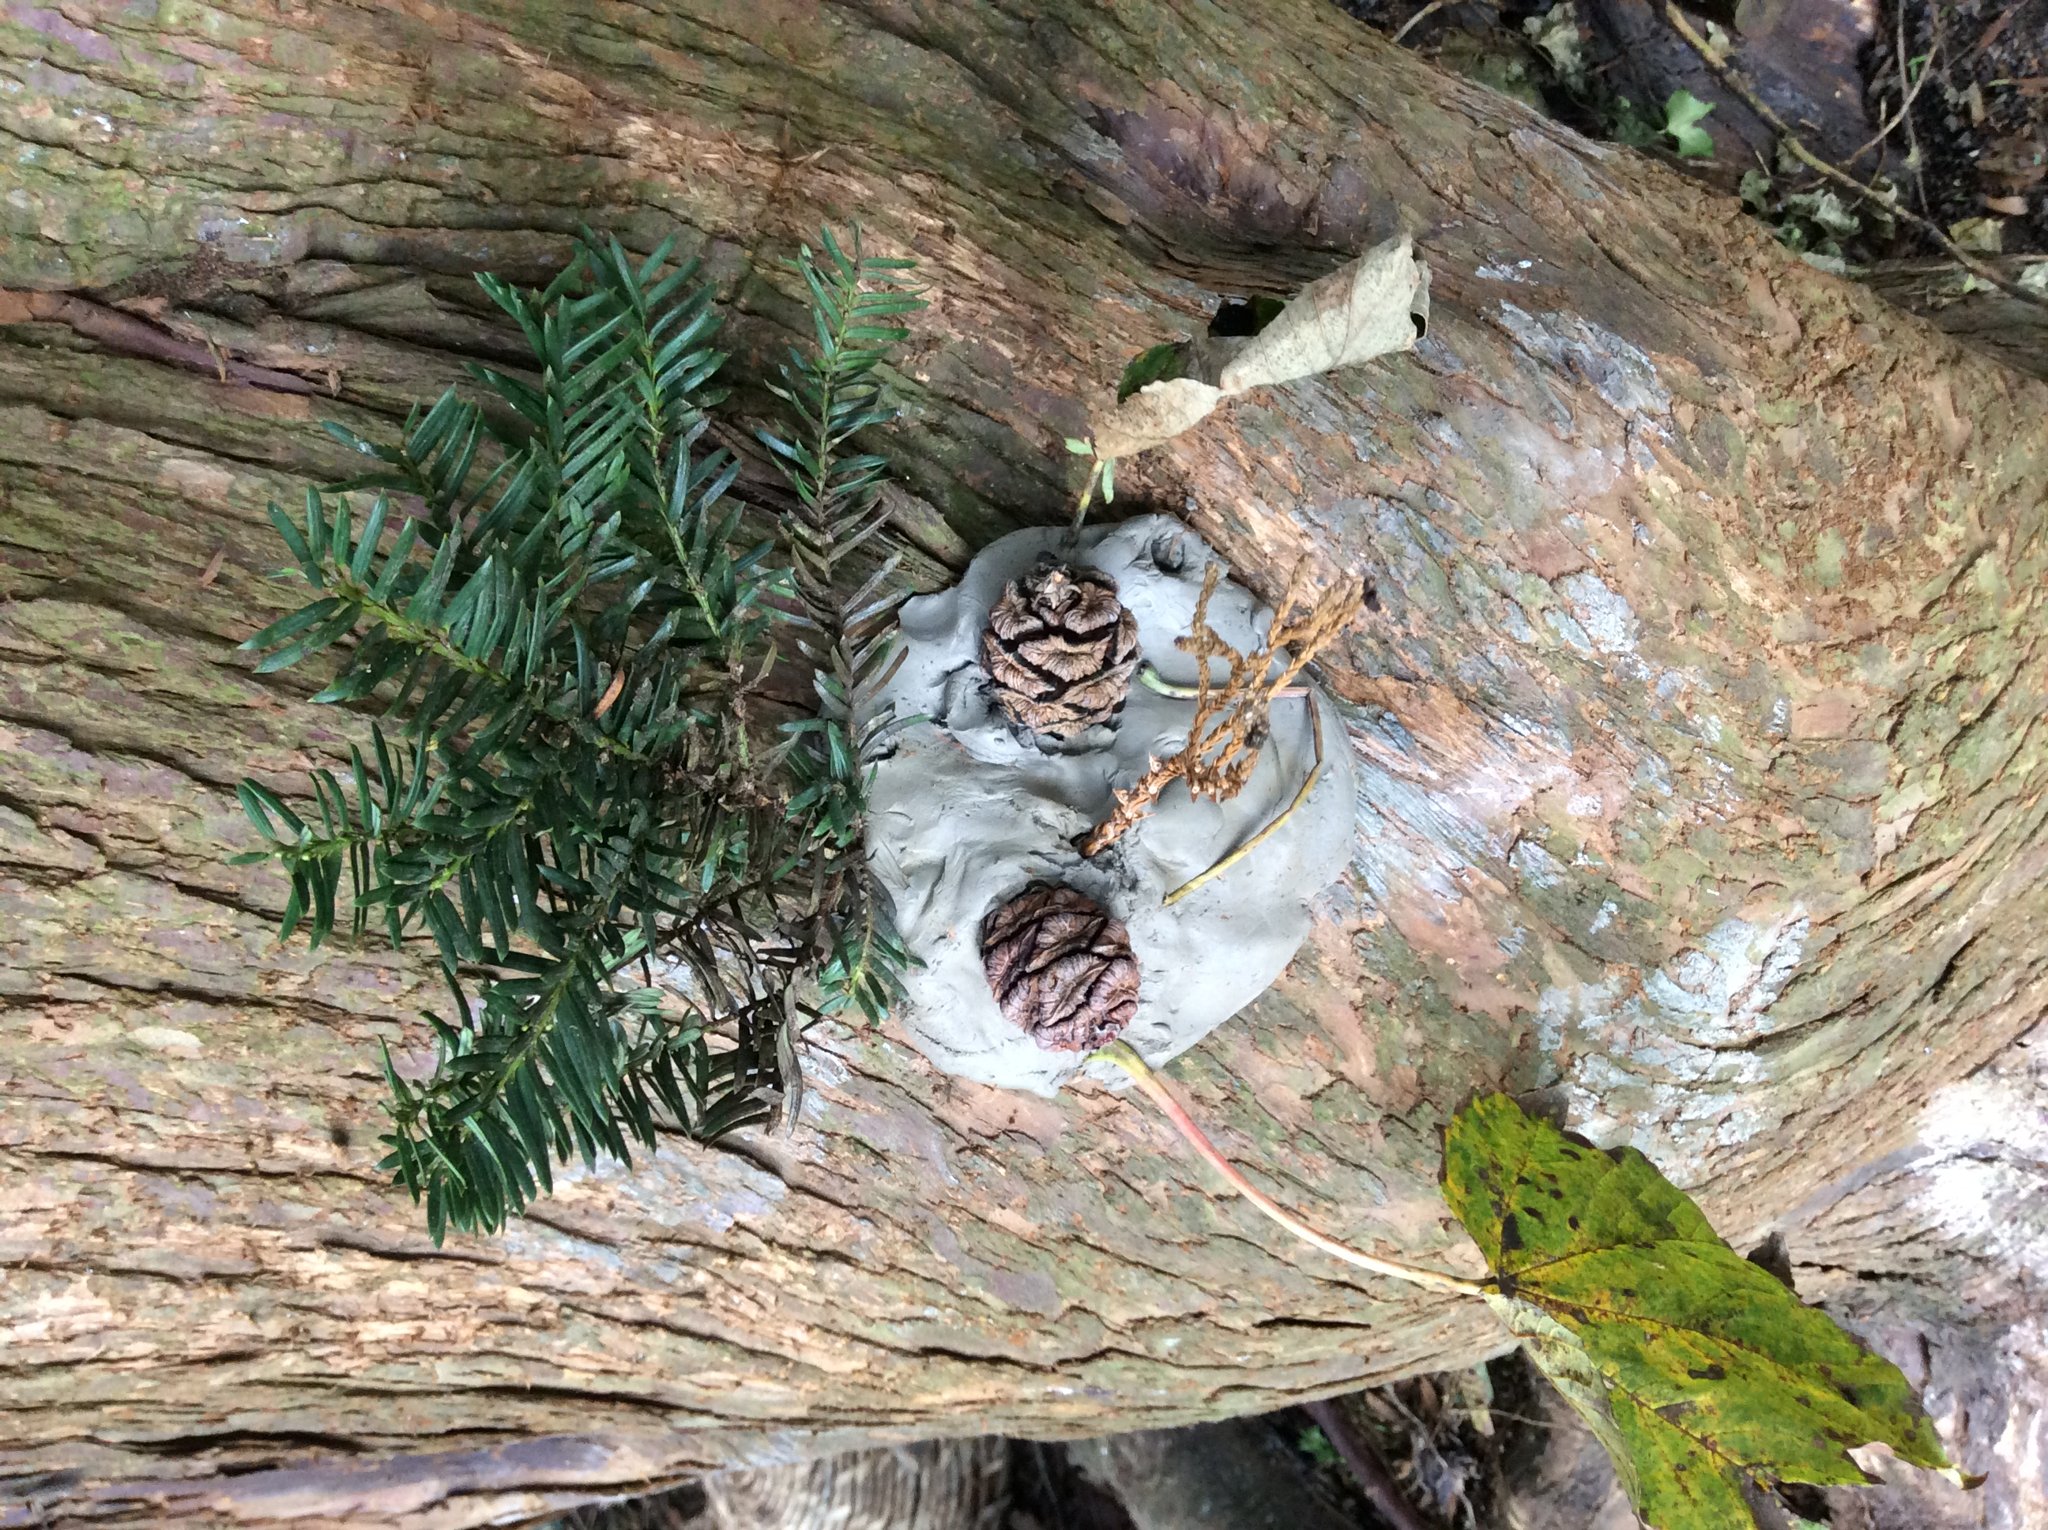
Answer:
[1810,529,1847,588]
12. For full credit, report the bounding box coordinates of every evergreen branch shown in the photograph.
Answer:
[232,226,924,1242]
[757,228,925,1041]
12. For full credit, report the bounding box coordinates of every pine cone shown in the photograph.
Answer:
[981,562,1140,741]
[981,883,1140,1052]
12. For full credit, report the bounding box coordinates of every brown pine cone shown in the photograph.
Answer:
[981,883,1140,1052]
[981,561,1140,741]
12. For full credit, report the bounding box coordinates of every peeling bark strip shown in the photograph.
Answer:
[0,290,326,395]
[2,1,2046,1525]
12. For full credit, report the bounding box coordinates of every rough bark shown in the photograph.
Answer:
[1863,258,2048,384]
[3,0,2046,1526]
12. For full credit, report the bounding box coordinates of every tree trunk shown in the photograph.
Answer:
[3,1,2045,1525]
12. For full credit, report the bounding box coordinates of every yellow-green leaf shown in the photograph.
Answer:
[1484,1292,1641,1503]
[1444,1094,1958,1530]
[1664,89,1716,159]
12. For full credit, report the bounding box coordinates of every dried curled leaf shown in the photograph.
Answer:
[1216,234,1431,394]
[1085,235,1430,462]
[1091,376,1223,460]
[1443,1095,1965,1530]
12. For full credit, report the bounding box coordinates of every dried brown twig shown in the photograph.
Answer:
[1080,559,1360,857]
[1849,5,1939,183]
[1391,0,1454,46]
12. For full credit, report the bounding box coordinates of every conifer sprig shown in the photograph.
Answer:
[234,229,919,1240]
[759,228,925,1055]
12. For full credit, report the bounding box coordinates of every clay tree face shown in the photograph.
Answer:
[861,514,1359,1096]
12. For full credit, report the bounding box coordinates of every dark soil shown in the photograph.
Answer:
[1342,0,2047,260]
[1877,0,2048,252]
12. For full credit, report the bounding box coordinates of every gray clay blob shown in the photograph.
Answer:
[862,515,1358,1095]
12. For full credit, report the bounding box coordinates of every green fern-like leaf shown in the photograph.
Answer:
[756,225,925,1060]
[233,228,921,1241]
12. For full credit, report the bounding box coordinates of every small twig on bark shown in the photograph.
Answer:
[1657,2,2047,311]
[1303,1399,1434,1530]
[1843,20,1938,171]
[1090,1041,1485,1297]
[0,289,327,393]
[1891,5,1932,209]
[1163,710,1323,907]
[1392,0,1454,46]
